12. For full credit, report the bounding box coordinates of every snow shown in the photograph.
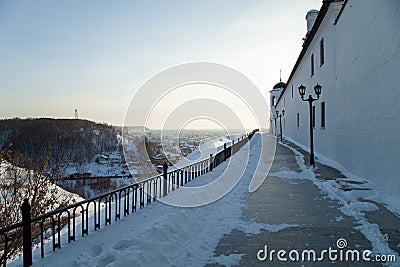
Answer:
[274,140,400,265]
[282,136,400,217]
[7,133,400,266]
[0,161,83,207]
[211,254,244,266]
[174,134,244,167]
[8,133,296,267]
[64,152,126,177]
[335,215,344,222]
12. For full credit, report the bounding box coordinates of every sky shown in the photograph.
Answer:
[0,0,322,128]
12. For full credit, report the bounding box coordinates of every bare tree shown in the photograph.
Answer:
[0,145,74,264]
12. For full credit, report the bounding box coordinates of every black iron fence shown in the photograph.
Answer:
[0,129,258,267]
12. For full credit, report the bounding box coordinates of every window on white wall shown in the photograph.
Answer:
[320,38,325,66]
[321,102,326,128]
[311,54,315,76]
[297,113,300,129]
[272,96,276,107]
[291,85,294,98]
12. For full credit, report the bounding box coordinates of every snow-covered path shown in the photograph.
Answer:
[21,133,262,267]
[9,132,400,266]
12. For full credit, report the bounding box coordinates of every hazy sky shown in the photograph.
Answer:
[0,0,322,128]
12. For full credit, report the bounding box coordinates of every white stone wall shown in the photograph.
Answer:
[269,87,283,134]
[274,0,400,197]
[276,2,342,161]
[335,0,400,197]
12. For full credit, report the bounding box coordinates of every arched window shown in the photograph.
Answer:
[272,96,276,107]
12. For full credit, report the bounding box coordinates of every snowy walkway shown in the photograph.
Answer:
[208,135,400,266]
[16,132,259,267]
[11,133,400,266]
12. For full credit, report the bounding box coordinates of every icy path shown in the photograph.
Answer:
[24,134,262,267]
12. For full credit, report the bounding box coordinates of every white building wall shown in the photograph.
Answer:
[276,2,342,162]
[274,0,400,197]
[334,0,400,197]
[269,87,284,134]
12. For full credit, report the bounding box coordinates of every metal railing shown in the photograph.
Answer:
[0,129,258,266]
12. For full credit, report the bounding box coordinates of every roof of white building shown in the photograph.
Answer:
[275,0,344,105]
[272,81,286,89]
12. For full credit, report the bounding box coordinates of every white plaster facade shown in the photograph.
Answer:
[272,0,400,198]
[269,82,285,135]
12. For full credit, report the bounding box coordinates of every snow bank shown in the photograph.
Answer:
[174,134,243,168]
[0,161,83,208]
[274,141,400,264]
[9,133,296,267]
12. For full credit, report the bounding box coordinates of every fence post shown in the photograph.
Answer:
[232,140,235,155]
[223,143,227,161]
[21,199,32,267]
[209,154,213,171]
[185,170,188,184]
[163,162,168,197]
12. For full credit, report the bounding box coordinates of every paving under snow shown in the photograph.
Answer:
[8,132,400,266]
[273,139,400,265]
[9,133,270,266]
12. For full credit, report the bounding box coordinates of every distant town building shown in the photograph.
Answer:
[152,153,170,165]
[271,0,400,198]
[96,154,122,165]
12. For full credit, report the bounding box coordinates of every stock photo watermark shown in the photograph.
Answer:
[257,238,397,263]
[122,62,274,207]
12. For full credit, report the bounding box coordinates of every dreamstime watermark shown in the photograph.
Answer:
[122,62,275,207]
[257,238,397,263]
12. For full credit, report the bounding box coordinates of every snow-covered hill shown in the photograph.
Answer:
[0,160,83,220]
[9,132,259,267]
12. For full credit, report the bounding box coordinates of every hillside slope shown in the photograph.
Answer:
[0,118,120,168]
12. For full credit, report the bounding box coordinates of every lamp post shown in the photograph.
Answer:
[298,83,322,167]
[276,110,285,142]
[273,114,277,137]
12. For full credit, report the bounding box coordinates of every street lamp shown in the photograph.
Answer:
[298,83,322,167]
[273,114,277,137]
[276,110,285,142]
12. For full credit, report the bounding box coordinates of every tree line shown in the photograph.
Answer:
[0,118,121,169]
[0,118,121,263]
